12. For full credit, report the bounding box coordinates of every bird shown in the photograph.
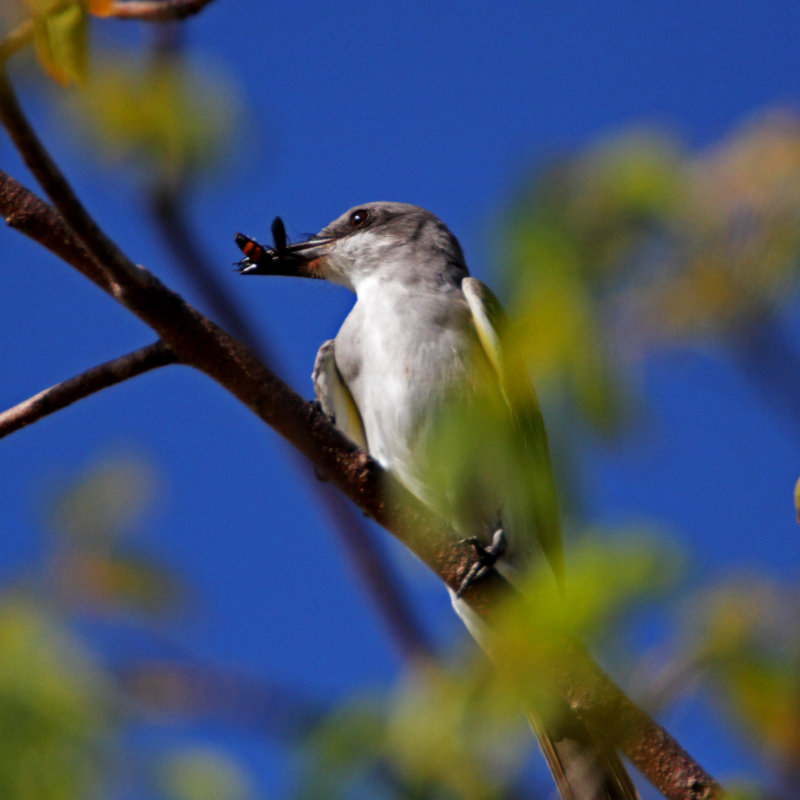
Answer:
[236,202,638,800]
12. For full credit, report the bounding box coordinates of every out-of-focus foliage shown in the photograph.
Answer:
[416,330,563,579]
[503,130,686,431]
[158,746,254,800]
[296,534,676,800]
[633,112,800,343]
[488,534,677,726]
[4,449,789,800]
[2,3,239,183]
[29,0,88,85]
[0,454,257,800]
[85,0,114,17]
[794,476,800,523]
[4,0,111,86]
[49,453,155,545]
[685,579,800,772]
[46,455,186,616]
[296,674,529,800]
[64,50,239,188]
[0,598,109,800]
[503,112,800,432]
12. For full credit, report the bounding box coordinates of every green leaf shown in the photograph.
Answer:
[159,747,253,800]
[794,476,800,523]
[486,534,677,719]
[31,0,88,86]
[687,578,800,766]
[64,50,239,186]
[48,454,157,547]
[0,599,111,800]
[55,551,185,616]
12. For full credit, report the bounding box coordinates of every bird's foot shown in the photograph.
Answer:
[456,529,506,597]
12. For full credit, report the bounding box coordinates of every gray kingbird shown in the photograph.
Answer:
[237,202,638,800]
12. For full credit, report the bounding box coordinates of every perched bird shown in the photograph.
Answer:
[236,202,638,800]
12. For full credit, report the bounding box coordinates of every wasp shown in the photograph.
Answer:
[234,216,288,275]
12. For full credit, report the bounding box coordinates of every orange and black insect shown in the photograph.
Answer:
[234,216,288,274]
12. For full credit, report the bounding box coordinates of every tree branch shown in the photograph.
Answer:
[0,79,722,800]
[0,340,177,438]
[107,0,217,21]
[3,171,113,293]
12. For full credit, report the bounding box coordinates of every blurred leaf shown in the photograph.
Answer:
[383,666,528,800]
[296,697,387,800]
[64,49,239,187]
[56,550,185,616]
[29,0,88,85]
[159,746,253,800]
[724,786,772,800]
[633,111,800,343]
[503,114,800,436]
[487,534,677,719]
[297,673,526,800]
[687,578,800,768]
[414,343,562,579]
[794,476,800,524]
[502,129,685,433]
[0,598,110,800]
[48,454,156,547]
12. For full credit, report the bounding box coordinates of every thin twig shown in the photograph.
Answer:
[107,0,217,21]
[0,341,177,438]
[0,78,722,799]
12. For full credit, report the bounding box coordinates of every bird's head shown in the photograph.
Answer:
[237,202,468,292]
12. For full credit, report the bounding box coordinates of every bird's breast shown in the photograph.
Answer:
[334,285,474,490]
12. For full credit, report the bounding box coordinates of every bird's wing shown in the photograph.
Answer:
[462,277,564,583]
[312,340,368,451]
[463,280,636,798]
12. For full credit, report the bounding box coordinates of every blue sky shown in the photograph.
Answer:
[2,1,800,796]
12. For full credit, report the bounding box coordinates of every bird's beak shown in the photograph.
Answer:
[235,220,336,279]
[277,236,337,278]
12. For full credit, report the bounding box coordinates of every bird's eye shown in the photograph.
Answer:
[349,209,369,228]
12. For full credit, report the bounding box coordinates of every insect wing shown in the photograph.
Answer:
[271,216,287,254]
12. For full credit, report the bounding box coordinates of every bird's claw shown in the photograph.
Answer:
[456,529,506,597]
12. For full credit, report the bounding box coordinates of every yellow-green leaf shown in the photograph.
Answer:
[793,475,800,523]
[65,51,238,185]
[159,747,252,800]
[31,0,87,85]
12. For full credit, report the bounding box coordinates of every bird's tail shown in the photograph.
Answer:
[450,591,638,800]
[449,589,639,800]
[528,711,639,800]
